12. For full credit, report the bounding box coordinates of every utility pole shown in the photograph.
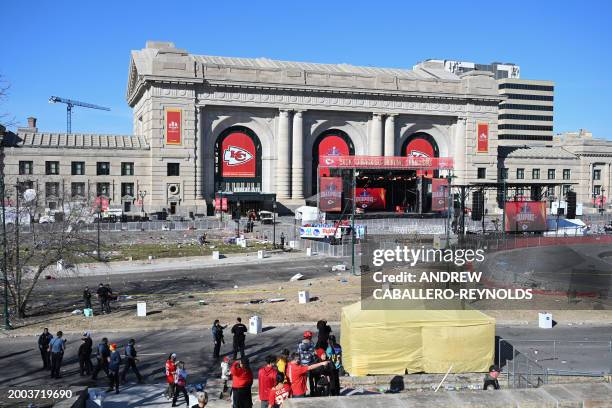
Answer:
[272,200,277,248]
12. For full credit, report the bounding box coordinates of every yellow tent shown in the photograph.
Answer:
[340,301,495,375]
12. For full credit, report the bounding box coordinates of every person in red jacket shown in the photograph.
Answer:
[286,352,330,398]
[258,356,277,408]
[267,373,291,408]
[230,357,253,408]
[164,353,177,400]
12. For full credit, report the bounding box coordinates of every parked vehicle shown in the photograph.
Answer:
[259,210,275,224]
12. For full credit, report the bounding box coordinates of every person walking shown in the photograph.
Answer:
[92,337,110,380]
[231,317,248,360]
[258,356,277,408]
[230,358,253,408]
[107,343,122,394]
[164,353,177,400]
[286,352,329,398]
[267,373,291,408]
[483,365,501,390]
[37,328,53,370]
[121,338,143,383]
[83,286,92,310]
[279,233,285,248]
[48,331,66,379]
[172,361,189,407]
[78,332,93,376]
[212,320,226,359]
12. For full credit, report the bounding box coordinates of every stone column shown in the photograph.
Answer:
[370,113,383,156]
[276,109,291,199]
[291,110,304,200]
[454,117,467,184]
[384,114,396,156]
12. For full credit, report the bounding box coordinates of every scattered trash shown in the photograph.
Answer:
[199,300,206,306]
[187,295,194,298]
[340,278,348,284]
[289,273,304,282]
[71,309,82,315]
[268,298,286,303]
[45,275,55,280]
[234,285,239,289]
[332,264,347,272]
[249,299,265,304]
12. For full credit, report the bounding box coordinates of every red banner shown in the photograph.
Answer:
[318,135,350,177]
[221,197,228,211]
[222,131,256,178]
[431,178,449,212]
[93,196,109,211]
[320,155,453,170]
[406,137,436,178]
[166,109,182,145]
[504,201,547,232]
[214,197,221,210]
[355,188,386,210]
[593,196,607,206]
[477,123,489,153]
[320,177,343,212]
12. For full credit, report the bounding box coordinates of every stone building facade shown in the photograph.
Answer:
[1,41,610,217]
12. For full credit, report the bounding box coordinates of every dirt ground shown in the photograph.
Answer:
[7,271,611,337]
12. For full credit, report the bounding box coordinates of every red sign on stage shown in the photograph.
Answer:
[214,197,229,212]
[165,109,182,145]
[477,123,489,153]
[221,197,228,211]
[222,131,256,178]
[406,137,436,178]
[320,177,343,212]
[318,135,350,177]
[355,188,386,210]
[320,155,453,170]
[214,197,221,210]
[504,201,547,232]
[431,178,449,212]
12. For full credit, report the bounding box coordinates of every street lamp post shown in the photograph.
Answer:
[236,201,241,238]
[272,201,277,248]
[351,169,357,276]
[138,190,146,217]
[1,171,10,330]
[600,189,606,214]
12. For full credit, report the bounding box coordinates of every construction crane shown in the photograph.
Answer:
[48,96,110,134]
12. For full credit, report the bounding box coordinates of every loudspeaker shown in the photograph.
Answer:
[472,191,484,221]
[566,191,576,218]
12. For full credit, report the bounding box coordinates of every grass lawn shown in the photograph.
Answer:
[105,240,275,261]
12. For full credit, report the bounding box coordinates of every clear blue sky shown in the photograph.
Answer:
[2,0,611,137]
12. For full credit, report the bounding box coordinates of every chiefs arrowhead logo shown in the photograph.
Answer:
[408,150,430,158]
[479,132,488,140]
[223,146,253,166]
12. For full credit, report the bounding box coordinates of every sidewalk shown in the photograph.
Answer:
[69,250,312,277]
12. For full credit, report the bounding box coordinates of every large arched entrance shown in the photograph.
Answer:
[401,132,441,212]
[311,129,355,196]
[215,126,272,213]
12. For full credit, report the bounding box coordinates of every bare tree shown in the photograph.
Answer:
[1,182,101,318]
[0,74,17,129]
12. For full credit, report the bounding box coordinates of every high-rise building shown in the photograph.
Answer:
[498,78,554,144]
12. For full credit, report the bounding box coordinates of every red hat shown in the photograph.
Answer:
[109,343,117,351]
[303,330,313,339]
[223,356,230,363]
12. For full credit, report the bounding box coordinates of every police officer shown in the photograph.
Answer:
[212,320,227,360]
[48,331,66,379]
[78,332,93,376]
[121,338,143,383]
[83,286,92,310]
[37,328,53,369]
[92,337,110,380]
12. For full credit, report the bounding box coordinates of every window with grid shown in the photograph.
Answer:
[71,182,86,198]
[45,182,60,197]
[121,183,134,197]
[72,161,85,175]
[121,162,134,176]
[477,168,486,179]
[516,168,524,180]
[97,162,110,176]
[167,163,180,176]
[96,182,110,197]
[19,161,33,175]
[593,169,601,180]
[547,169,556,179]
[45,161,59,175]
[532,169,540,179]
[563,169,571,180]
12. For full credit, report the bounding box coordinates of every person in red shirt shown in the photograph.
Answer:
[267,373,291,408]
[230,358,254,408]
[286,352,329,398]
[164,353,177,400]
[258,356,277,408]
